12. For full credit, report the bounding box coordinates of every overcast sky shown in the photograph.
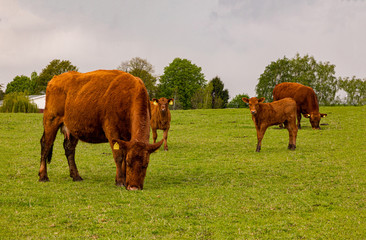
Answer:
[1,0,365,98]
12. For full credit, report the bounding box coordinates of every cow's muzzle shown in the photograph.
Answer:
[127,185,142,191]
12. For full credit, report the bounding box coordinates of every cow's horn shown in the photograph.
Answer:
[148,139,164,153]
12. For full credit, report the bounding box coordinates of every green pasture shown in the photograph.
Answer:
[0,106,365,239]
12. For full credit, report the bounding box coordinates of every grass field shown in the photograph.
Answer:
[0,106,365,239]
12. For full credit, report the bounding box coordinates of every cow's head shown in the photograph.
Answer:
[152,98,174,113]
[304,112,327,129]
[242,97,265,115]
[111,139,163,190]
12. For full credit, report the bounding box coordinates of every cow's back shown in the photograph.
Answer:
[273,82,318,113]
[45,70,149,143]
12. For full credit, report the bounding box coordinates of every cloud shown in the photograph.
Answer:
[1,0,366,98]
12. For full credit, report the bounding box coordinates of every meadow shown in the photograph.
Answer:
[0,106,365,239]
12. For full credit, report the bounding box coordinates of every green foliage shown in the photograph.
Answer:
[338,77,366,105]
[117,57,158,98]
[0,84,4,100]
[36,59,78,93]
[0,106,365,239]
[227,93,250,108]
[191,83,213,109]
[159,58,206,109]
[256,53,337,105]
[0,92,38,113]
[5,73,37,94]
[208,76,229,108]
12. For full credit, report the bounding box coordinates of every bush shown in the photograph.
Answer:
[0,92,39,113]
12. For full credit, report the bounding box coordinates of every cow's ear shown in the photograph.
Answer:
[258,97,265,103]
[147,139,163,154]
[242,97,249,103]
[168,99,174,105]
[321,113,327,118]
[304,114,311,118]
[152,98,158,106]
[111,139,129,151]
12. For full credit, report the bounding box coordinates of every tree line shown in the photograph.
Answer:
[256,53,365,106]
[1,54,365,113]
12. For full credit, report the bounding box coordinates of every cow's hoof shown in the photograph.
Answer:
[115,180,125,187]
[288,144,296,150]
[39,176,50,182]
[72,176,83,181]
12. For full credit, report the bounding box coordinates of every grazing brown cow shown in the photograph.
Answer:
[242,97,298,152]
[150,97,174,151]
[273,82,327,129]
[39,70,163,190]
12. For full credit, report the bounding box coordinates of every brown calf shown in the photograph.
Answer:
[242,97,298,152]
[150,98,174,151]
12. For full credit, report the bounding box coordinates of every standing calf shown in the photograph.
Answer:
[150,98,174,151]
[242,97,298,152]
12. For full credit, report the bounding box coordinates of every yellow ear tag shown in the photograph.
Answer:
[113,142,119,150]
[169,101,173,105]
[153,101,158,106]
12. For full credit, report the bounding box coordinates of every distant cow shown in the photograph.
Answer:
[242,97,298,152]
[39,70,163,190]
[273,82,327,129]
[150,97,174,151]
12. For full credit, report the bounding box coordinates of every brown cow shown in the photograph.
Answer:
[150,97,174,151]
[242,97,298,152]
[39,70,163,190]
[273,82,327,129]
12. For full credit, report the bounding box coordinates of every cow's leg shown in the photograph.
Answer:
[152,128,158,143]
[39,131,54,181]
[256,126,267,152]
[297,109,302,129]
[163,129,169,151]
[112,150,126,187]
[286,120,297,150]
[39,118,60,182]
[63,134,83,181]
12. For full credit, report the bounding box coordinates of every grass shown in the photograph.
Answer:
[0,106,365,239]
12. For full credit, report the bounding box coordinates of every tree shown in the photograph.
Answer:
[227,93,250,108]
[117,57,157,97]
[36,59,78,93]
[208,76,229,108]
[5,71,38,95]
[191,84,212,109]
[159,58,206,109]
[338,77,366,105]
[256,54,337,105]
[0,92,38,113]
[0,84,4,100]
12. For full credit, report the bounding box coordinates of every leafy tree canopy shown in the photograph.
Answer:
[256,53,337,105]
[36,59,78,93]
[5,72,38,95]
[0,84,4,100]
[159,58,206,109]
[338,77,366,105]
[227,93,249,108]
[0,92,38,113]
[209,76,229,108]
[117,57,157,98]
